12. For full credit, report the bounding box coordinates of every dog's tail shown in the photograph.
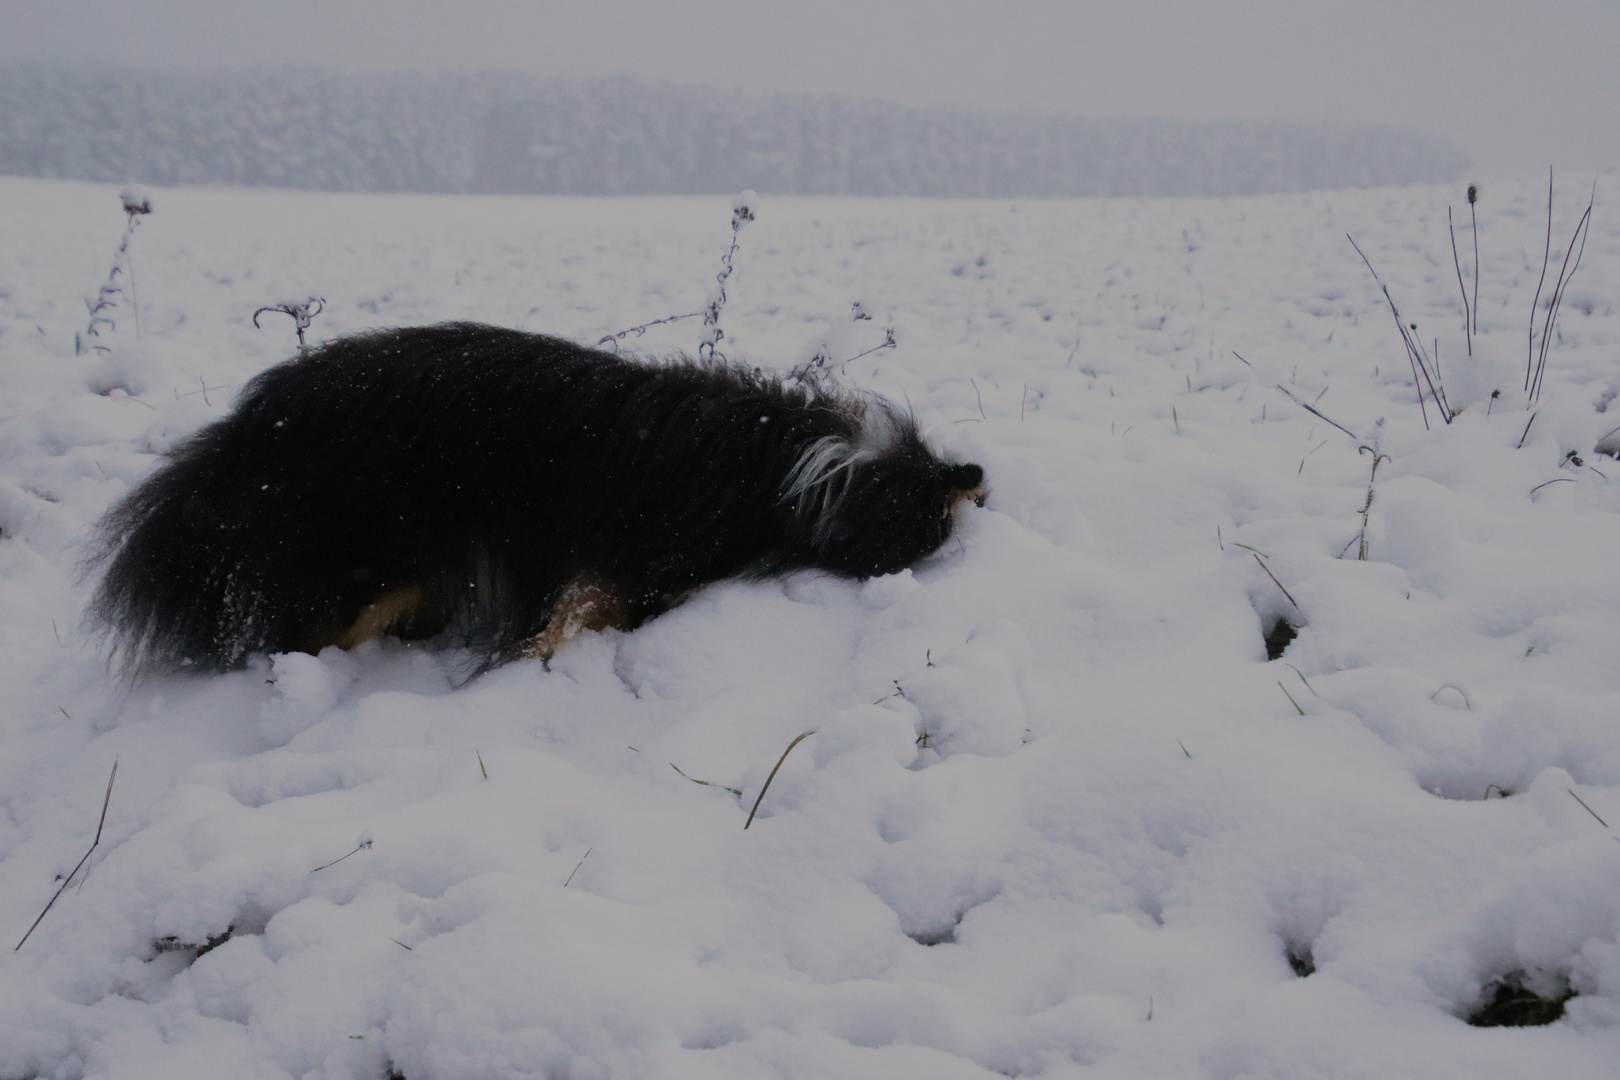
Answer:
[85,421,270,677]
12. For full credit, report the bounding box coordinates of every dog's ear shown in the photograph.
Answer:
[945,463,984,491]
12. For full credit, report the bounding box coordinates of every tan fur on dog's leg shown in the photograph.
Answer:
[518,577,629,661]
[328,585,426,651]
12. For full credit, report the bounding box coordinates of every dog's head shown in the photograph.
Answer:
[781,401,985,577]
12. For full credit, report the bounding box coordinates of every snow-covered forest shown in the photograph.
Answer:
[0,64,1470,197]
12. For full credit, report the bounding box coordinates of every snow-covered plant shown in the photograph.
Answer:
[1354,174,1595,426]
[598,193,896,381]
[252,296,325,348]
[597,193,758,355]
[597,309,704,350]
[1351,430,1388,562]
[74,185,153,355]
[789,300,898,385]
[698,190,756,360]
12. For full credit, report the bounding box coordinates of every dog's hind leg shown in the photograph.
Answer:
[299,584,429,654]
[515,575,632,662]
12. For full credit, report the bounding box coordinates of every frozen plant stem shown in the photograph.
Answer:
[1274,384,1357,439]
[837,327,897,370]
[1567,789,1610,829]
[16,760,118,950]
[599,310,702,349]
[1527,178,1595,404]
[699,192,756,360]
[1527,169,1555,394]
[1468,185,1480,336]
[1448,206,1472,356]
[1429,684,1470,709]
[310,836,371,874]
[1355,441,1388,560]
[1348,234,1451,426]
[792,319,898,383]
[1254,553,1301,611]
[1529,478,1574,498]
[253,297,325,348]
[76,190,153,355]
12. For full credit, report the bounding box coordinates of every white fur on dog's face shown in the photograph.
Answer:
[779,400,983,577]
[780,399,905,545]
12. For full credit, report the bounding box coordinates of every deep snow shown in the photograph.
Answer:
[0,173,1618,1079]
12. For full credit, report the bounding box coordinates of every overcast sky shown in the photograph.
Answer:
[4,0,1616,178]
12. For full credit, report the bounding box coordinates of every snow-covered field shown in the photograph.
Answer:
[1,172,1618,1079]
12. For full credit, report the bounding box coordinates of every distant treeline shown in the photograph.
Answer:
[0,65,1468,197]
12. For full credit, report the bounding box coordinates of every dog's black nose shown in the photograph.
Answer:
[948,463,984,491]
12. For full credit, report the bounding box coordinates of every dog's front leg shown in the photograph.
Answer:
[516,575,633,662]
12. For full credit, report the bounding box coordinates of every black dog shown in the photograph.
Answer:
[88,323,985,677]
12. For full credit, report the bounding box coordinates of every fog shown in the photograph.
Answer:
[4,0,1616,177]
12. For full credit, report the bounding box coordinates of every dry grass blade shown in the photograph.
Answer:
[1448,206,1472,356]
[1274,384,1358,439]
[1254,553,1301,611]
[1529,478,1575,497]
[1348,234,1450,427]
[1468,185,1480,336]
[1528,180,1595,404]
[1287,664,1320,696]
[1517,412,1537,449]
[671,763,743,798]
[1399,311,1450,424]
[745,731,815,830]
[563,847,591,887]
[1567,788,1609,829]
[1527,169,1555,393]
[310,837,372,874]
[1278,682,1306,716]
[1429,683,1471,709]
[16,759,118,951]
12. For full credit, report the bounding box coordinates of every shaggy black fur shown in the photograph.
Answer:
[88,323,984,677]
